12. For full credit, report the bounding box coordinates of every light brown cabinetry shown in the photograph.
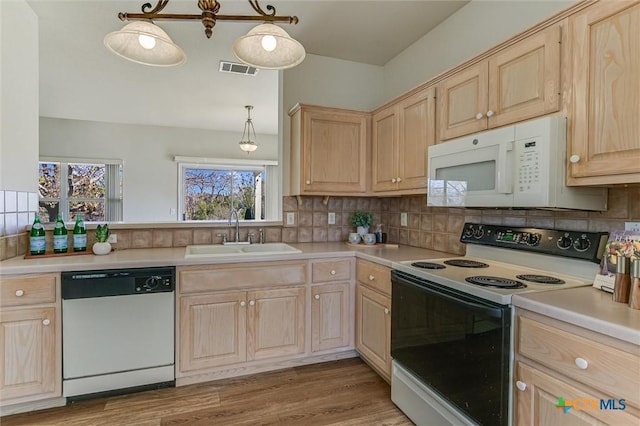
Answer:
[355,259,392,381]
[372,87,436,194]
[177,262,307,376]
[514,310,640,425]
[438,25,561,141]
[289,104,369,195]
[567,0,640,185]
[0,274,61,406]
[310,258,353,353]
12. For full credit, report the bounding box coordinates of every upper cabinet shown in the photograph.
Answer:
[567,0,640,185]
[438,25,561,141]
[372,86,436,193]
[289,104,369,195]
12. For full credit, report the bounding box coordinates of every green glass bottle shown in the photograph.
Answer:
[53,214,68,253]
[29,215,46,255]
[72,215,87,252]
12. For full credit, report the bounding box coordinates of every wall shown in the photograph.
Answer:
[382,0,576,100]
[0,0,40,260]
[39,117,279,222]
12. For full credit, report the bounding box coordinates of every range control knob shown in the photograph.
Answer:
[557,233,573,250]
[472,226,485,239]
[144,276,162,291]
[573,234,591,252]
[463,226,474,238]
[525,233,541,246]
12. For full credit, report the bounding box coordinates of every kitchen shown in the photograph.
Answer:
[1,0,640,425]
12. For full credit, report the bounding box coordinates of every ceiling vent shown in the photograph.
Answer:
[219,61,259,76]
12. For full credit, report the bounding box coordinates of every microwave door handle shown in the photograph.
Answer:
[497,141,513,194]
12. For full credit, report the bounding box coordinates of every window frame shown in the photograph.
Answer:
[176,157,279,223]
[38,156,123,222]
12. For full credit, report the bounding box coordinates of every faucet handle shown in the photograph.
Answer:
[216,233,227,244]
[247,233,254,244]
[259,228,264,244]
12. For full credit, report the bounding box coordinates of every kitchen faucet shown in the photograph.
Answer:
[229,209,241,243]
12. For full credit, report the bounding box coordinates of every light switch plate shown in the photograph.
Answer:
[286,212,295,225]
[400,212,408,227]
[107,234,117,244]
[625,222,640,231]
[328,212,336,225]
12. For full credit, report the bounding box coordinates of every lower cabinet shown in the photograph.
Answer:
[514,309,640,425]
[0,273,61,407]
[179,286,306,373]
[355,284,391,381]
[311,282,351,353]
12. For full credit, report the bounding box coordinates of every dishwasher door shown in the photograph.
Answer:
[63,291,174,398]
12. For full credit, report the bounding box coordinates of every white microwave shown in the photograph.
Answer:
[427,116,608,210]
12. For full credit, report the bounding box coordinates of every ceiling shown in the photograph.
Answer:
[28,0,468,134]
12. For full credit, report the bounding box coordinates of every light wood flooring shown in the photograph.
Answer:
[2,358,413,425]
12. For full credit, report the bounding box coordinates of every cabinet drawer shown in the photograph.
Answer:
[179,261,307,294]
[518,316,640,407]
[311,258,352,283]
[356,260,391,296]
[0,274,58,307]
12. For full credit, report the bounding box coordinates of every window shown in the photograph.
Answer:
[177,158,278,222]
[38,158,123,222]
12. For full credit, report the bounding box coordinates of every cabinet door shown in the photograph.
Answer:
[398,87,436,191]
[301,108,368,193]
[438,62,489,141]
[355,284,391,381]
[371,105,398,192]
[247,287,305,361]
[515,362,639,426]
[0,307,57,402]
[568,1,640,184]
[311,283,350,352]
[488,25,561,128]
[179,292,247,371]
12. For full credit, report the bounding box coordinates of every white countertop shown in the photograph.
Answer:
[0,243,450,275]
[513,287,640,346]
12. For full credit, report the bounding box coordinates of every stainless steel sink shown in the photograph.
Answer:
[185,243,301,258]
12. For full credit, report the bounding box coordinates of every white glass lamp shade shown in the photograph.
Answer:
[239,141,258,152]
[104,21,186,67]
[232,23,305,70]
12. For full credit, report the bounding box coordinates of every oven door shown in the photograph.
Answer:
[391,270,510,426]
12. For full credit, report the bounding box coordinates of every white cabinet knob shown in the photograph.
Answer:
[305,180,311,185]
[396,177,402,183]
[486,110,494,117]
[476,113,484,120]
[516,381,527,391]
[249,300,255,306]
[575,357,588,370]
[369,275,375,281]
[42,319,50,326]
[569,154,581,164]
[314,294,320,300]
[240,301,246,307]
[391,178,397,183]
[15,289,24,297]
[384,308,390,315]
[330,270,336,275]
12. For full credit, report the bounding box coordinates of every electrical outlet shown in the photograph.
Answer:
[625,222,640,231]
[328,212,336,225]
[107,234,117,244]
[170,208,176,216]
[286,212,296,226]
[400,212,408,227]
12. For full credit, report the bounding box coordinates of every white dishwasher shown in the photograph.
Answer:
[61,267,175,400]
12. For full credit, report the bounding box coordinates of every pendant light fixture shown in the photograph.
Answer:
[239,105,258,153]
[104,0,305,69]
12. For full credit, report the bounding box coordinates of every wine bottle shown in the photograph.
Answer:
[72,215,87,252]
[29,215,46,255]
[53,214,68,253]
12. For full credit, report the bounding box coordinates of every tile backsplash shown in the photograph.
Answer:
[1,187,638,261]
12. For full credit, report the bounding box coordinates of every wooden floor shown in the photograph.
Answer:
[2,358,413,425]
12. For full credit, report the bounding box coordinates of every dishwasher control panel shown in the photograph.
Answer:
[62,267,175,299]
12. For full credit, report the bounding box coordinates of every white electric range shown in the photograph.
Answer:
[389,223,608,426]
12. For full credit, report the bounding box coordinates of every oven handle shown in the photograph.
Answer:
[394,274,505,319]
